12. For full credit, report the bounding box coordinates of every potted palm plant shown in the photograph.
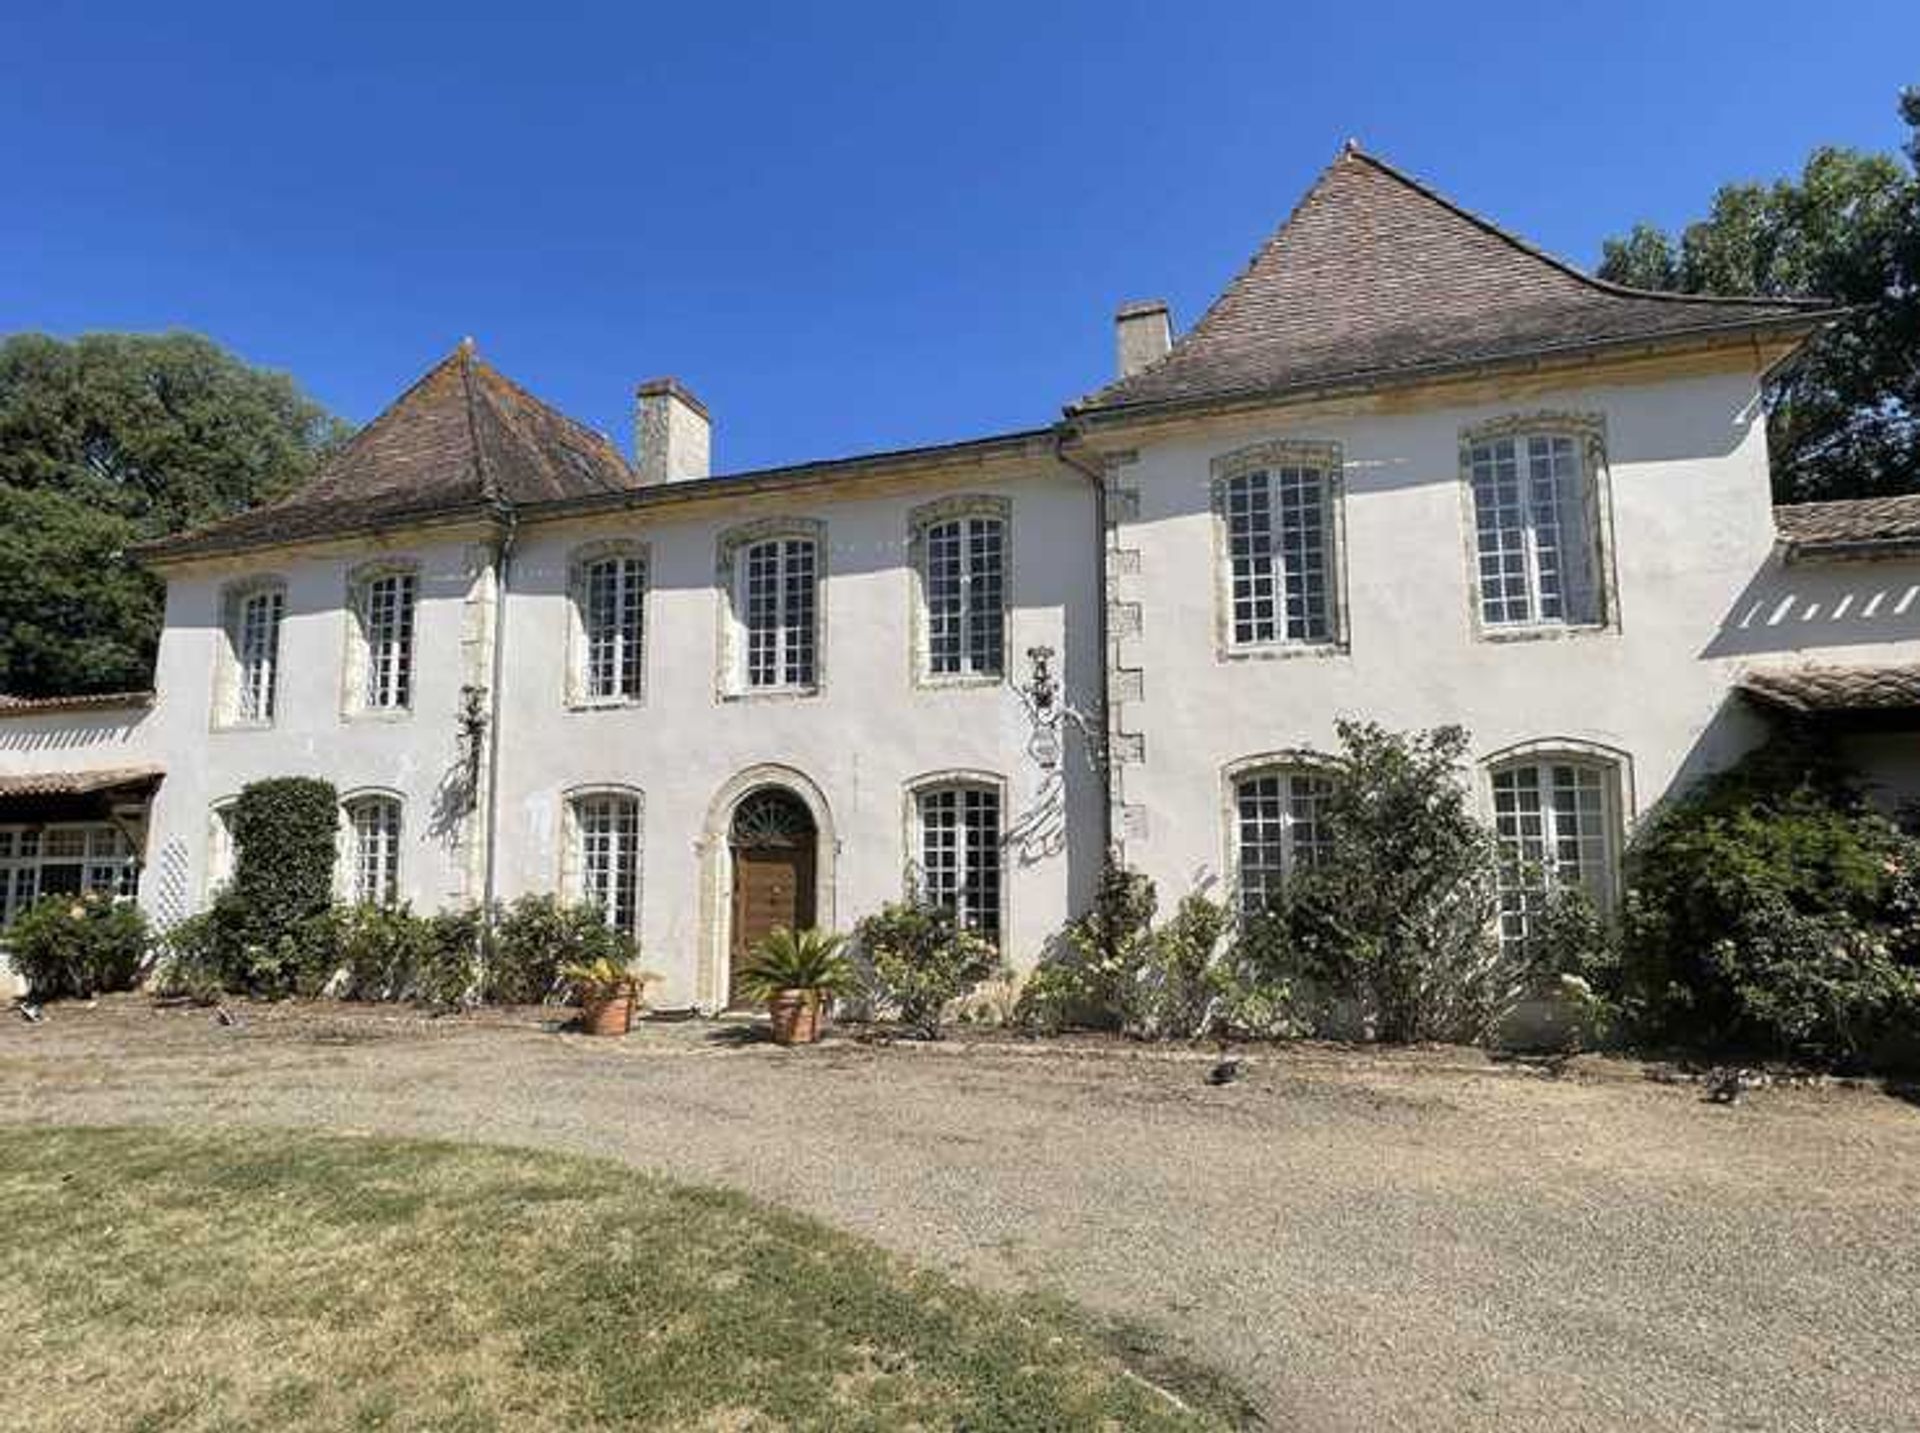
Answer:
[736,926,853,1045]
[562,957,655,1037]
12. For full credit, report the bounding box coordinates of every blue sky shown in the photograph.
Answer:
[2,2,1915,472]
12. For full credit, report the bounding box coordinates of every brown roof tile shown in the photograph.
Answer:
[1738,663,1920,716]
[1773,495,1920,556]
[1073,146,1834,416]
[141,343,635,562]
[0,765,163,798]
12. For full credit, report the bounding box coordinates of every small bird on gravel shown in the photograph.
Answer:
[1206,1058,1242,1086]
[213,1004,239,1028]
[18,1001,43,1024]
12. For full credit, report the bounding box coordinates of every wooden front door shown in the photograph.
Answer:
[727,788,818,1008]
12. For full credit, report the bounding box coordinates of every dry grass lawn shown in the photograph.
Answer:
[0,1125,1245,1432]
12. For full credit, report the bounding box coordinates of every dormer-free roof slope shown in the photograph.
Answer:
[145,342,634,561]
[1074,145,1834,416]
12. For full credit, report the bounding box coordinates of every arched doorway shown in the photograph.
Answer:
[726,786,818,1007]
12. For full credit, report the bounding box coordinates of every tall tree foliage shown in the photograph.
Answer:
[1598,88,1920,504]
[0,332,347,696]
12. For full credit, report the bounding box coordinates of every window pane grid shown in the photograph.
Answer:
[925,517,1005,677]
[743,538,817,689]
[919,785,1001,941]
[574,794,640,933]
[235,589,284,721]
[347,798,402,906]
[1472,435,1595,628]
[0,824,135,926]
[1234,770,1333,918]
[361,574,416,709]
[1492,761,1611,950]
[1227,467,1332,646]
[584,556,646,700]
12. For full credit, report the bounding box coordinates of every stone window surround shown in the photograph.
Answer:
[906,494,1013,690]
[713,516,828,702]
[564,538,652,710]
[1217,748,1337,913]
[1208,439,1350,663]
[210,574,287,732]
[340,557,421,722]
[902,767,1009,943]
[558,782,645,937]
[1457,412,1622,645]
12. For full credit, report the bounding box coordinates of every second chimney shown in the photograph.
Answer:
[634,377,711,485]
[1115,300,1172,379]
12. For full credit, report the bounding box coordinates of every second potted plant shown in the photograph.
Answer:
[736,926,853,1045]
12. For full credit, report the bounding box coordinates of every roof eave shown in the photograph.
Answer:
[1066,309,1844,428]
[1781,535,1920,564]
[136,501,510,570]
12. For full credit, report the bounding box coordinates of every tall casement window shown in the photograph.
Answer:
[1488,753,1621,952]
[349,565,418,712]
[1464,421,1607,630]
[572,544,648,704]
[915,781,1003,942]
[1231,765,1334,918]
[1213,441,1343,652]
[220,580,286,724]
[0,825,137,927]
[569,790,642,934]
[913,498,1009,681]
[343,794,403,906]
[719,520,824,695]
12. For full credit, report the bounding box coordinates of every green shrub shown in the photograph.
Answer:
[485,894,632,1005]
[1016,867,1232,1040]
[182,888,340,999]
[1259,723,1512,1043]
[852,898,999,1039]
[5,891,149,998]
[337,903,474,1004]
[152,912,225,1004]
[1621,738,1920,1062]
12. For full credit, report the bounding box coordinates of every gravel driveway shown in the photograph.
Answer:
[5,999,1917,1432]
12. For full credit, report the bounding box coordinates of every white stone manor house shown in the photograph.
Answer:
[7,145,1920,1007]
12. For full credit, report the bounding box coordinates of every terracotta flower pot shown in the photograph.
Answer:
[580,989,634,1037]
[767,988,823,1046]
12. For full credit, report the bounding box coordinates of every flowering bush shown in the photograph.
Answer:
[5,891,150,998]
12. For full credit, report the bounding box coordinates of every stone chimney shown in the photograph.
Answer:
[634,377,711,485]
[1115,300,1172,379]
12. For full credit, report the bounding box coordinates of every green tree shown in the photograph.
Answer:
[1598,87,1920,503]
[0,331,347,696]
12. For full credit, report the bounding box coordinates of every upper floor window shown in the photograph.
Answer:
[719,520,824,696]
[343,794,403,906]
[913,498,1008,681]
[571,545,647,704]
[221,582,285,724]
[1488,753,1621,953]
[1465,425,1605,630]
[915,780,1002,942]
[568,789,641,934]
[1212,442,1343,653]
[1232,765,1333,919]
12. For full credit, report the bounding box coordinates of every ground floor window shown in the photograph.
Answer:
[570,791,641,935]
[1232,768,1333,918]
[343,796,403,907]
[1490,757,1617,951]
[916,784,1002,942]
[0,824,137,926]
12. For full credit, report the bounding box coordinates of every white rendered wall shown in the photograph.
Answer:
[490,467,1104,1007]
[1102,365,1817,906]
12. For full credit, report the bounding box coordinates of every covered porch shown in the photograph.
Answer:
[1737,662,1920,818]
